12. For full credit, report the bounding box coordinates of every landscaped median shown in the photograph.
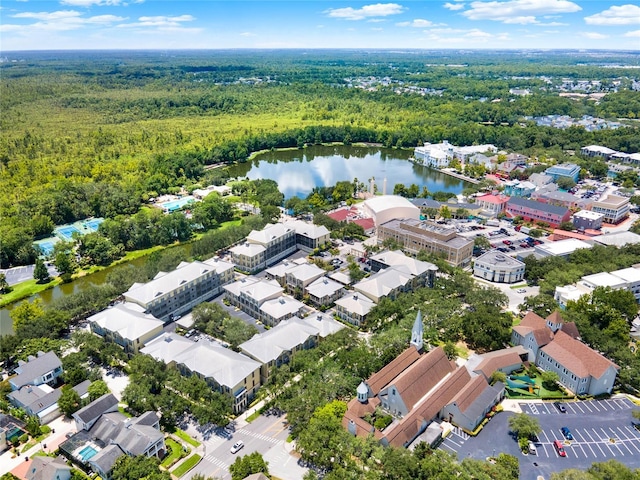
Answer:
[171,453,202,477]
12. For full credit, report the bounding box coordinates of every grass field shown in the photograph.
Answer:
[0,278,61,308]
[175,429,200,447]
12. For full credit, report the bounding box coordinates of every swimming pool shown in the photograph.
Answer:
[55,225,82,241]
[160,196,195,212]
[77,445,99,462]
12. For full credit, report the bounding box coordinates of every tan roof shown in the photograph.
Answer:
[473,346,527,379]
[367,347,422,396]
[546,311,564,325]
[513,311,553,347]
[541,330,618,379]
[451,375,490,414]
[561,322,581,339]
[388,347,456,410]
[383,367,471,447]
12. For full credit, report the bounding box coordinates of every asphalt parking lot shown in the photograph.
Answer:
[440,398,640,480]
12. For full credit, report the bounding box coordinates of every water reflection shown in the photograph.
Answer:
[228,145,468,199]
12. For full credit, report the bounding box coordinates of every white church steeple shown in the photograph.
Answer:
[410,310,424,352]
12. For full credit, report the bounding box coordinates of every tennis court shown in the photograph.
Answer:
[55,224,83,241]
[34,237,59,256]
[83,218,104,232]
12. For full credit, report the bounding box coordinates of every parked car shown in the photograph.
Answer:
[520,243,530,248]
[503,240,512,245]
[553,440,567,457]
[561,427,574,440]
[554,401,567,413]
[230,441,244,454]
[528,441,537,455]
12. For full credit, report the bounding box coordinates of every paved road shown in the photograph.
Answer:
[184,413,308,480]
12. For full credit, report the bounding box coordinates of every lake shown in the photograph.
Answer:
[227,145,469,199]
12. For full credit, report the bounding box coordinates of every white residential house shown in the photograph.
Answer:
[335,293,376,327]
[305,277,344,307]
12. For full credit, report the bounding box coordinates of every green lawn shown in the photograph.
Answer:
[174,429,200,447]
[0,278,61,308]
[172,454,201,477]
[161,438,185,468]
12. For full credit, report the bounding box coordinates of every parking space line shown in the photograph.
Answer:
[540,431,551,443]
[585,402,597,412]
[573,403,585,414]
[440,442,457,452]
[585,429,607,456]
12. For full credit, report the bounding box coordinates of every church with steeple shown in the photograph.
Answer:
[343,310,504,448]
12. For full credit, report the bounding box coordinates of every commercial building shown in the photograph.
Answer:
[593,231,640,248]
[473,251,526,283]
[531,189,591,210]
[377,218,474,267]
[475,193,510,216]
[362,195,421,227]
[124,258,235,322]
[555,264,640,306]
[573,210,604,231]
[544,163,581,183]
[503,180,536,198]
[534,238,592,259]
[591,195,630,224]
[506,197,571,228]
[230,223,297,273]
[88,303,164,355]
[511,312,618,396]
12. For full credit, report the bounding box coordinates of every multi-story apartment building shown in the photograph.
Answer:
[88,303,164,355]
[591,195,630,224]
[124,258,234,322]
[335,293,376,327]
[223,278,283,319]
[283,220,331,252]
[377,219,474,267]
[231,223,297,273]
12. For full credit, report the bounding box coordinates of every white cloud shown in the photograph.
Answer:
[396,18,435,27]
[584,5,640,26]
[240,31,256,37]
[581,32,608,39]
[444,2,465,10]
[371,27,383,30]
[535,21,568,26]
[325,3,404,21]
[118,14,195,28]
[463,0,581,24]
[624,29,640,37]
[60,0,124,5]
[422,26,508,43]
[7,9,125,31]
[13,10,82,20]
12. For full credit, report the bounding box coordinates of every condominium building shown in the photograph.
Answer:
[231,223,297,273]
[591,195,630,224]
[123,258,234,322]
[283,220,331,252]
[377,218,474,267]
[88,303,164,355]
[284,263,326,293]
[306,277,344,307]
[369,250,437,288]
[223,278,283,319]
[335,293,376,327]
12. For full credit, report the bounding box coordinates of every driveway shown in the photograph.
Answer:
[440,398,640,480]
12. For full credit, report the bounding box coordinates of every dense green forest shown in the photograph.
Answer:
[1,50,639,269]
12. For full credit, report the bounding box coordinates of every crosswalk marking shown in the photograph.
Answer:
[204,455,230,470]
[241,430,284,445]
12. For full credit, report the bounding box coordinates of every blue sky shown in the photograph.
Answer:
[1,1,639,51]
